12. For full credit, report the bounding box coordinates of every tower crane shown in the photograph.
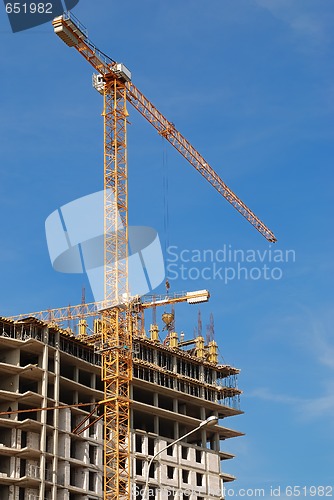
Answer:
[49,11,277,500]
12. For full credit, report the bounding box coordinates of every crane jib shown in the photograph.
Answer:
[125,84,277,243]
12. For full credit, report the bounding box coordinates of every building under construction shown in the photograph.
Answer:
[0,304,242,500]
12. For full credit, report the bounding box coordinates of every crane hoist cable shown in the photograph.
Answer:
[162,136,170,270]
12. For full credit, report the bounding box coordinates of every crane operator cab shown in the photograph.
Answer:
[93,64,132,95]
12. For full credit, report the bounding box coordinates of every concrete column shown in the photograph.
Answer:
[154,414,159,435]
[39,327,49,500]
[52,331,60,500]
[73,366,79,383]
[92,372,96,390]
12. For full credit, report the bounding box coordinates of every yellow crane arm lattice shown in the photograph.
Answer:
[52,12,277,243]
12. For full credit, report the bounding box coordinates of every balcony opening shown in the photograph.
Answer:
[89,471,96,492]
[136,459,143,476]
[196,472,203,487]
[182,469,189,483]
[148,437,155,456]
[167,444,174,456]
[167,465,174,479]
[135,434,143,453]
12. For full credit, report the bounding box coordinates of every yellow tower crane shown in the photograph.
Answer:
[51,11,276,500]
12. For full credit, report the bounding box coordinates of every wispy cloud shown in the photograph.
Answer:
[250,304,334,420]
[293,305,334,370]
[309,318,334,370]
[250,387,298,405]
[301,385,334,419]
[250,383,334,420]
[254,0,332,49]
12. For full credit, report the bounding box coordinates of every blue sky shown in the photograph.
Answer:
[1,0,333,496]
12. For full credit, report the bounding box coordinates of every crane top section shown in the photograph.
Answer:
[52,12,277,243]
[53,12,131,82]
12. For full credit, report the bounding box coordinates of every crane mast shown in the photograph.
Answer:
[52,11,277,500]
[53,13,132,498]
[102,78,131,499]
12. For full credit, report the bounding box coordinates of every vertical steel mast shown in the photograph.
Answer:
[52,14,132,499]
[102,78,131,499]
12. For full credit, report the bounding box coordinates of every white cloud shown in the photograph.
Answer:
[254,0,331,47]
[300,386,334,418]
[313,331,334,370]
[250,382,334,421]
[250,305,334,420]
[250,387,299,405]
